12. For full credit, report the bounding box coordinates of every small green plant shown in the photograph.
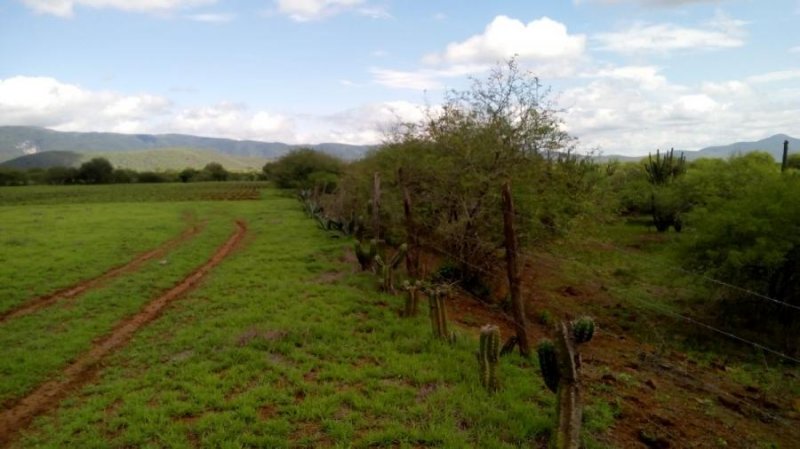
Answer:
[478,324,501,392]
[374,243,407,293]
[354,239,377,271]
[572,316,595,344]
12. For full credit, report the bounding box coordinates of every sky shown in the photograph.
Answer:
[0,0,799,156]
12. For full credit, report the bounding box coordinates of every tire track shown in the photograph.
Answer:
[0,221,204,324]
[0,220,247,447]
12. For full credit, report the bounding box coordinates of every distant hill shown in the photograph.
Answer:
[601,134,799,162]
[0,126,372,163]
[0,151,84,169]
[0,148,270,172]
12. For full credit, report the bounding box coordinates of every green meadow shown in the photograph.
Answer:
[1,184,609,448]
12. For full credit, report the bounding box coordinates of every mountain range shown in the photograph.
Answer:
[0,126,797,171]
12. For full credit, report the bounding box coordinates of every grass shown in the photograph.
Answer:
[0,181,267,205]
[0,202,187,313]
[0,204,236,403]
[3,186,600,448]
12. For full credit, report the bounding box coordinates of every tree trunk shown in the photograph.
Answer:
[400,168,420,279]
[502,181,530,356]
[372,172,381,240]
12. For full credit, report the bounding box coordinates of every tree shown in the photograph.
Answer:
[179,167,199,183]
[201,162,229,181]
[331,58,598,291]
[263,148,343,191]
[78,157,114,184]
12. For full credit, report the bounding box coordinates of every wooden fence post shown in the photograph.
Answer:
[502,181,531,357]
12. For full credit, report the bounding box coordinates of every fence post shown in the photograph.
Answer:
[502,181,530,357]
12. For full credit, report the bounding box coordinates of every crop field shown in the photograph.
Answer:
[0,183,588,449]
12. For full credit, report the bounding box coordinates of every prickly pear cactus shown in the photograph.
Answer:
[537,339,559,393]
[571,317,595,344]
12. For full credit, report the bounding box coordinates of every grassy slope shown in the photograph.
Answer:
[5,187,616,448]
[85,148,269,172]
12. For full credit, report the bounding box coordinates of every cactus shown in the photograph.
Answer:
[424,285,453,343]
[375,244,407,293]
[402,280,421,317]
[478,325,501,392]
[571,316,595,344]
[354,239,377,271]
[537,318,598,449]
[537,339,559,393]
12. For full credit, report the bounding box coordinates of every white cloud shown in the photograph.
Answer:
[577,0,729,6]
[560,66,800,155]
[0,75,430,146]
[370,65,486,90]
[0,76,170,133]
[593,14,745,54]
[791,46,800,54]
[746,69,800,84]
[273,0,386,21]
[20,0,215,17]
[295,101,430,144]
[374,16,586,90]
[186,12,234,22]
[424,16,586,65]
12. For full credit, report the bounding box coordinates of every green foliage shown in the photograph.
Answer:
[536,339,559,393]
[263,148,343,191]
[78,157,114,184]
[478,324,501,392]
[681,171,800,344]
[0,167,28,186]
[374,243,407,293]
[329,58,600,279]
[200,162,229,181]
[354,239,377,271]
[572,317,595,344]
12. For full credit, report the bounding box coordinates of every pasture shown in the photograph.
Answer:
[0,183,577,448]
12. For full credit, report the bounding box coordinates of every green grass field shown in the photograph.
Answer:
[2,184,612,448]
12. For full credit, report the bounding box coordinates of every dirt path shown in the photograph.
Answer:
[0,221,204,324]
[0,220,247,447]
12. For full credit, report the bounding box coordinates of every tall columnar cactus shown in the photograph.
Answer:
[424,285,454,343]
[374,243,407,293]
[536,317,597,449]
[536,339,559,394]
[478,325,501,392]
[401,280,422,317]
[354,239,377,271]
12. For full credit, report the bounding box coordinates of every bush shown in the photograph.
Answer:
[78,157,114,184]
[263,148,343,191]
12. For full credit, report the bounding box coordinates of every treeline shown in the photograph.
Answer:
[262,60,800,353]
[0,158,261,186]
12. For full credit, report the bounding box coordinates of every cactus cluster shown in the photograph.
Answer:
[425,285,454,343]
[374,243,407,293]
[354,239,377,271]
[478,325,501,392]
[401,280,422,317]
[536,317,598,449]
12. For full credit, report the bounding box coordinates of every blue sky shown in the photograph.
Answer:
[1,0,799,155]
